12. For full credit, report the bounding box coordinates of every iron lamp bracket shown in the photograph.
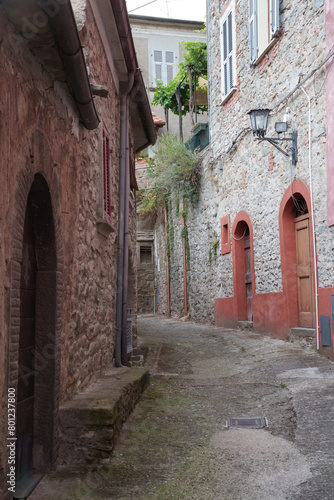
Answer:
[256,130,298,165]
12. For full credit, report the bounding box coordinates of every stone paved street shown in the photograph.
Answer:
[31,315,334,499]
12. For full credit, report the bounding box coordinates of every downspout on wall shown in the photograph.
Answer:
[115,74,134,367]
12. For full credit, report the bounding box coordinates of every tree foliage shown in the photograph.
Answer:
[151,40,208,117]
[138,134,200,216]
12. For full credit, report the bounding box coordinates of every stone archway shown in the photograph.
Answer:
[14,174,58,498]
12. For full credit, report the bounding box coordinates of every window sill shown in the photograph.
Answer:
[220,86,238,106]
[96,217,115,238]
[251,36,279,67]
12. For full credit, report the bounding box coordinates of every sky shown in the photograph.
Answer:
[125,0,206,22]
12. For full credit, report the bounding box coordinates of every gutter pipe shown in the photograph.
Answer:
[44,0,100,130]
[121,89,132,366]
[301,86,319,350]
[115,74,134,367]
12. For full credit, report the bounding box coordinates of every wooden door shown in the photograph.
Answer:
[244,235,253,321]
[295,214,314,327]
[17,206,36,484]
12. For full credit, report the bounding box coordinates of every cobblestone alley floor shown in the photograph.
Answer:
[31,315,334,499]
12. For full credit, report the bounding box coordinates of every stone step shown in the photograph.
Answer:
[58,367,150,465]
[289,327,316,346]
[237,321,254,330]
[289,327,315,338]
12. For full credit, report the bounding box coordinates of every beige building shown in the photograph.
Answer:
[129,14,207,144]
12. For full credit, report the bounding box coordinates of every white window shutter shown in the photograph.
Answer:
[222,18,228,95]
[249,0,258,64]
[227,12,234,92]
[221,7,235,97]
[270,0,280,39]
[153,50,163,83]
[166,51,174,83]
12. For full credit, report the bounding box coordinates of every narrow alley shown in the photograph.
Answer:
[31,315,334,500]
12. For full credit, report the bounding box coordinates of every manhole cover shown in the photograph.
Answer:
[226,417,268,429]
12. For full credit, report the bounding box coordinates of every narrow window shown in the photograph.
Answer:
[103,130,112,219]
[221,2,236,99]
[140,246,152,264]
[221,215,231,254]
[249,0,280,65]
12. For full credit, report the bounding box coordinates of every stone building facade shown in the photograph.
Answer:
[153,0,334,360]
[0,0,155,498]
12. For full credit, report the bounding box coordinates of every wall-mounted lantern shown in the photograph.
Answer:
[248,108,297,165]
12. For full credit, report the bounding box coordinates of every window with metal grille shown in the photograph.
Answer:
[140,246,152,264]
[249,0,280,65]
[221,1,236,99]
[152,50,175,85]
[103,129,112,219]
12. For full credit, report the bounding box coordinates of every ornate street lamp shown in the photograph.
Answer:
[248,108,297,165]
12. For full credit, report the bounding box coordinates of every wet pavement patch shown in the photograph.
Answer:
[226,417,268,428]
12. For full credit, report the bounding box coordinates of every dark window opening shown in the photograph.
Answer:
[140,246,152,264]
[293,194,308,218]
[103,130,112,219]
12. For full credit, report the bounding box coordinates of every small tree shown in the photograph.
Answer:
[152,40,208,140]
[138,134,200,216]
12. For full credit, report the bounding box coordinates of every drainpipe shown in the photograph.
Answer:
[301,86,319,350]
[44,0,100,130]
[121,114,131,366]
[181,198,188,316]
[164,204,171,314]
[115,73,135,367]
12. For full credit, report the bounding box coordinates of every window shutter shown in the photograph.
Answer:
[222,10,235,97]
[166,51,174,83]
[249,0,258,64]
[270,0,280,39]
[227,12,234,92]
[103,130,111,218]
[154,50,163,82]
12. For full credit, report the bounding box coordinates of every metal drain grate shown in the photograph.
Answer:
[226,417,268,429]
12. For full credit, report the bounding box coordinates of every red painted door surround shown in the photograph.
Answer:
[232,212,255,322]
[279,181,315,331]
[215,182,317,339]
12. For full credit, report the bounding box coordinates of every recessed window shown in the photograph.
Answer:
[103,129,113,219]
[221,214,231,254]
[249,0,280,65]
[221,0,236,99]
[152,50,175,86]
[140,246,152,264]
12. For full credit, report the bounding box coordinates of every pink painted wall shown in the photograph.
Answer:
[326,0,334,226]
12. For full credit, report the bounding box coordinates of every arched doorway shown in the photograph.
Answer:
[280,182,315,329]
[15,174,57,498]
[232,212,254,322]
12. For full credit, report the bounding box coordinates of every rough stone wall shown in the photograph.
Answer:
[0,3,138,492]
[59,2,122,400]
[152,0,332,327]
[153,149,222,323]
[206,0,331,296]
